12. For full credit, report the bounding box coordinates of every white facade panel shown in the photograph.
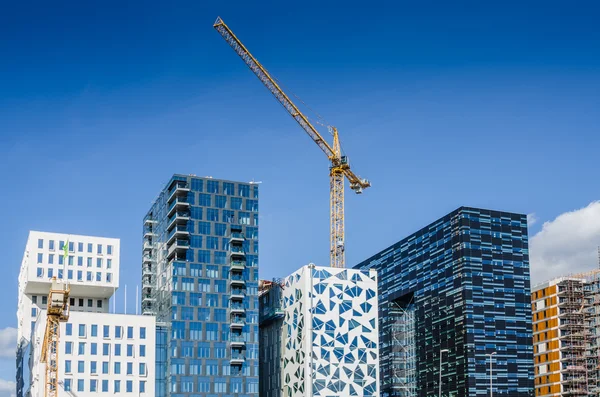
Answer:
[281,265,379,397]
[29,312,155,397]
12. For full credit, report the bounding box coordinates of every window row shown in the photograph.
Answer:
[171,306,258,324]
[172,262,257,281]
[31,297,103,317]
[187,235,258,251]
[36,253,113,268]
[36,268,113,283]
[189,179,258,199]
[64,341,147,357]
[170,376,258,394]
[64,360,147,376]
[65,324,147,339]
[194,195,258,212]
[170,322,259,343]
[170,291,258,307]
[63,378,145,393]
[37,239,114,255]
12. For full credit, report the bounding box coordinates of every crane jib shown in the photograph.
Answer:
[213,21,335,159]
[214,17,370,267]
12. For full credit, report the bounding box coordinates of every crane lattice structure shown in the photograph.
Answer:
[214,17,370,268]
[40,278,70,397]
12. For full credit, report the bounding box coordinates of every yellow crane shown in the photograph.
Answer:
[40,247,70,397]
[214,17,370,268]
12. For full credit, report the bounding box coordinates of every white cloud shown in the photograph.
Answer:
[0,379,15,397]
[530,201,600,284]
[0,328,16,359]
[527,213,538,227]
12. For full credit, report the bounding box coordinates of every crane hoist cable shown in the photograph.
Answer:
[214,17,370,268]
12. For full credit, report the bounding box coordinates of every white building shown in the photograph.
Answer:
[281,265,380,397]
[30,312,155,397]
[16,231,154,397]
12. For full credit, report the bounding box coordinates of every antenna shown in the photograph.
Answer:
[124,284,127,315]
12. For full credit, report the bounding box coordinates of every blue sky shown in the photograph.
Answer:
[1,0,599,389]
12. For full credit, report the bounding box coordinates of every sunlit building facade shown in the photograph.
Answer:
[143,175,259,397]
[355,207,534,397]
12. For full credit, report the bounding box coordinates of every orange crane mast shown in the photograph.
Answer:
[214,17,370,268]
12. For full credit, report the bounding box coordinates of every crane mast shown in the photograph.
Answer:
[40,278,70,397]
[214,17,370,268]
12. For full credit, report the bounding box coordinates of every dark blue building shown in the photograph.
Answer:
[143,175,259,397]
[355,207,534,397]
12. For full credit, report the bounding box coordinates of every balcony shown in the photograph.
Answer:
[230,260,245,271]
[144,216,156,227]
[142,254,154,264]
[230,316,245,328]
[230,334,245,347]
[142,266,153,276]
[167,181,190,203]
[230,303,245,314]
[143,241,153,252]
[142,276,153,288]
[229,246,246,259]
[230,274,246,287]
[167,211,190,231]
[230,351,245,365]
[142,293,155,302]
[167,239,190,260]
[230,288,246,300]
[167,196,190,217]
[230,231,244,244]
[167,224,190,244]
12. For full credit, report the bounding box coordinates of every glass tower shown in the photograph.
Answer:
[355,207,534,397]
[143,175,259,397]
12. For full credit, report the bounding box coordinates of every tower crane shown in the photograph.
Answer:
[40,246,70,397]
[214,17,370,268]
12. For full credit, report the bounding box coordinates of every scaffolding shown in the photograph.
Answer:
[573,269,600,397]
[557,279,589,396]
[384,298,417,397]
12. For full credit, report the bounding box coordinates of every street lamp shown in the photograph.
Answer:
[439,349,449,397]
[487,352,497,397]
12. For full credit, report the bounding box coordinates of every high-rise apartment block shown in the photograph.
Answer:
[355,207,534,397]
[16,231,155,397]
[259,265,380,397]
[531,270,600,397]
[143,175,259,397]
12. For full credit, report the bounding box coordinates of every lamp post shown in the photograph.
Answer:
[439,349,449,397]
[487,352,497,397]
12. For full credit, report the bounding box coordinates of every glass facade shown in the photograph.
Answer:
[144,175,259,397]
[355,207,534,397]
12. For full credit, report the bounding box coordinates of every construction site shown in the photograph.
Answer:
[532,262,600,397]
[11,11,596,397]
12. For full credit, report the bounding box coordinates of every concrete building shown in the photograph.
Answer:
[531,270,600,397]
[142,175,259,397]
[355,207,534,397]
[16,231,154,397]
[259,265,379,397]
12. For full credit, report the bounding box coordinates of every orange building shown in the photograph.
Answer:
[532,278,589,397]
